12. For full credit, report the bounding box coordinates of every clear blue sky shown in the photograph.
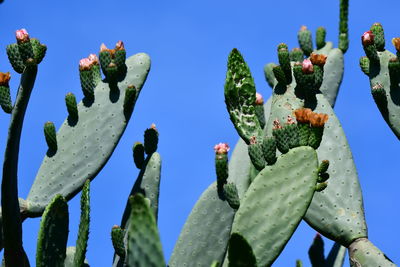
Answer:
[0,0,399,266]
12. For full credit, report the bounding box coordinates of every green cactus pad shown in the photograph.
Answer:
[73,180,90,267]
[227,98,272,199]
[26,53,150,216]
[111,226,126,259]
[263,63,277,89]
[304,94,367,246]
[65,92,78,119]
[363,48,400,139]
[227,233,257,267]
[315,47,344,107]
[348,238,395,267]
[265,80,367,245]
[126,194,165,267]
[121,152,162,228]
[224,147,319,266]
[36,195,69,267]
[169,182,236,267]
[224,48,263,144]
[316,27,327,50]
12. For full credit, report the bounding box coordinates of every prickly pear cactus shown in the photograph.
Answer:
[360,23,400,139]
[26,51,151,216]
[224,146,320,266]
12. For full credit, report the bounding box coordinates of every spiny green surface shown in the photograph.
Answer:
[264,77,367,245]
[73,180,90,267]
[121,152,162,228]
[113,151,161,267]
[363,49,400,139]
[0,85,12,113]
[304,94,367,246]
[349,238,396,267]
[126,194,165,267]
[26,53,151,216]
[111,226,126,259]
[227,98,272,199]
[224,48,263,144]
[169,182,236,267]
[36,195,69,267]
[224,147,319,266]
[315,46,344,107]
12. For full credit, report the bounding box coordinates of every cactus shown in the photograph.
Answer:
[2,0,400,266]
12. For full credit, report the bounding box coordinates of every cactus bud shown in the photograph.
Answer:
[310,53,327,67]
[294,108,312,124]
[214,142,229,192]
[318,160,330,174]
[123,85,137,115]
[359,56,370,75]
[133,142,145,169]
[392,38,400,52]
[115,40,125,51]
[277,43,288,51]
[111,226,126,259]
[255,92,263,105]
[302,59,314,74]
[0,72,11,87]
[361,31,374,46]
[100,43,108,52]
[65,92,78,119]
[0,72,12,113]
[223,183,240,209]
[308,112,329,149]
[316,26,326,49]
[214,142,230,154]
[15,28,29,43]
[144,124,159,155]
[254,92,265,129]
[262,136,277,165]
[315,182,328,192]
[248,136,266,171]
[272,119,290,154]
[44,121,57,151]
[309,113,329,128]
[298,25,313,56]
[370,22,385,51]
[290,48,304,62]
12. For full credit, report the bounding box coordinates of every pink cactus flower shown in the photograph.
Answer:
[88,54,99,64]
[115,40,125,50]
[273,119,282,130]
[286,115,295,125]
[15,28,29,43]
[302,59,314,74]
[214,143,230,154]
[361,31,374,46]
[255,92,264,105]
[79,58,93,71]
[100,43,108,52]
